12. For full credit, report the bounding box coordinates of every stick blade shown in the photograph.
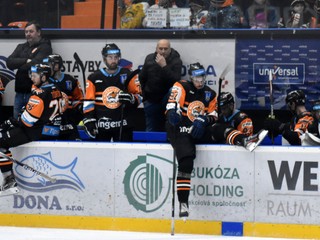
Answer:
[219,63,232,80]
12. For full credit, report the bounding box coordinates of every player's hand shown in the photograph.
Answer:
[83,118,98,138]
[190,115,209,139]
[167,109,181,126]
[263,118,284,137]
[118,91,135,104]
[0,117,19,132]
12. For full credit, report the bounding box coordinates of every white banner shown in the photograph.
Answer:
[2,141,320,226]
[0,39,235,106]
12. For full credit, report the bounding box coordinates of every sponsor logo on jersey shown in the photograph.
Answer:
[187,100,205,122]
[102,86,121,109]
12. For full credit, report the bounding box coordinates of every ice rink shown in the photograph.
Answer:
[0,226,300,240]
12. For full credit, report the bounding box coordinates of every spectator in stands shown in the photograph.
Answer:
[204,0,243,29]
[243,0,280,28]
[83,43,142,142]
[6,21,52,119]
[211,92,268,151]
[139,39,182,132]
[120,0,149,29]
[189,0,209,29]
[285,0,316,28]
[311,0,320,27]
[264,90,314,145]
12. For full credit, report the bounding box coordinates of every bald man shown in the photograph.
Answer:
[139,39,182,132]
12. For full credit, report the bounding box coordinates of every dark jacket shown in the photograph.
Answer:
[6,38,52,93]
[139,48,182,103]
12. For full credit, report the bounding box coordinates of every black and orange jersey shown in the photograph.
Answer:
[49,73,84,109]
[20,84,66,128]
[166,80,218,127]
[219,110,253,136]
[284,111,314,145]
[218,110,253,145]
[83,67,142,130]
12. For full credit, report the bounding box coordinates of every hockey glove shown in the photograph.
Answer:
[167,109,181,126]
[0,117,20,132]
[118,91,135,104]
[190,115,209,139]
[263,118,285,137]
[83,118,98,139]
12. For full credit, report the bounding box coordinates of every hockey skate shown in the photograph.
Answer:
[179,202,189,222]
[243,129,268,152]
[0,173,19,197]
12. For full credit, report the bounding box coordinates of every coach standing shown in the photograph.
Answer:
[139,39,182,132]
[6,20,52,119]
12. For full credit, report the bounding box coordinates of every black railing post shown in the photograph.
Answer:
[100,0,106,29]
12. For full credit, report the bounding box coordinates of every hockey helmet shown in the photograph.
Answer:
[291,0,306,7]
[43,54,63,69]
[189,0,205,7]
[30,64,51,80]
[209,0,226,6]
[219,92,234,107]
[285,90,305,106]
[101,43,121,58]
[188,62,206,89]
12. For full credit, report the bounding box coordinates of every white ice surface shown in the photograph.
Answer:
[0,226,300,240]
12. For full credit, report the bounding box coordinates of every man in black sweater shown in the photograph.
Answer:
[139,39,182,132]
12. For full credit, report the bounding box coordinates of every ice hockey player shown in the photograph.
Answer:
[165,62,218,220]
[0,64,66,196]
[83,43,142,141]
[43,54,84,140]
[264,89,313,145]
[211,92,268,151]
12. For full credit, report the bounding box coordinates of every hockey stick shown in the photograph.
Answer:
[217,64,232,115]
[119,68,141,141]
[0,152,57,183]
[268,70,275,144]
[73,52,86,93]
[269,70,275,119]
[171,102,178,236]
[171,148,176,236]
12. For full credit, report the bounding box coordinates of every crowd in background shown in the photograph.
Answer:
[1,0,320,29]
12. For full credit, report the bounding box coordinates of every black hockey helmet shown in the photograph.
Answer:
[209,0,226,5]
[291,0,306,7]
[188,62,206,77]
[101,43,121,58]
[285,90,305,106]
[30,64,51,80]
[219,92,234,107]
[43,54,63,69]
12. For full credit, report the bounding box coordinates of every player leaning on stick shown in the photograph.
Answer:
[0,64,66,196]
[83,43,142,142]
[264,89,313,145]
[165,62,218,219]
[211,92,268,152]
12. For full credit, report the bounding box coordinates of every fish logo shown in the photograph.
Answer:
[0,55,15,86]
[14,152,85,192]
